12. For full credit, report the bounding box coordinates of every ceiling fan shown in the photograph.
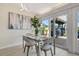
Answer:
[20,3,30,12]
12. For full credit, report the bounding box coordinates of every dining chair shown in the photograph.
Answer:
[23,36,37,56]
[41,38,53,56]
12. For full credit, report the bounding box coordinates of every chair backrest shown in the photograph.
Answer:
[43,38,53,45]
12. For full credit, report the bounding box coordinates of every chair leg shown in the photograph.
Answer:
[44,50,47,56]
[50,48,53,56]
[27,46,30,56]
[23,40,24,48]
[35,45,39,56]
[23,44,26,52]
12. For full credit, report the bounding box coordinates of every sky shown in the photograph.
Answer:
[42,19,48,25]
[58,15,67,21]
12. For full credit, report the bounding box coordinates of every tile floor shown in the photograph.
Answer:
[0,45,78,56]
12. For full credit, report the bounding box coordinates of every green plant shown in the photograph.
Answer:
[31,16,40,36]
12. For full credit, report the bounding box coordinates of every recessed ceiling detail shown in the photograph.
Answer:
[20,3,67,15]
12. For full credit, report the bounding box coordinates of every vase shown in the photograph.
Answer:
[35,27,38,36]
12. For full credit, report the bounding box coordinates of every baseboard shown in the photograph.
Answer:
[0,43,22,50]
[0,43,66,50]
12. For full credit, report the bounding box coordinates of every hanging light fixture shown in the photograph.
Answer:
[20,3,30,12]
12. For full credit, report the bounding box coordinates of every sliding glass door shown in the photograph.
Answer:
[76,11,79,40]
[55,14,67,39]
[74,7,79,54]
[54,13,68,49]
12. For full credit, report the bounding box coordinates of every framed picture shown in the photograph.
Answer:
[8,12,31,30]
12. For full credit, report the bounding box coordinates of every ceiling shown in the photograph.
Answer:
[20,3,68,16]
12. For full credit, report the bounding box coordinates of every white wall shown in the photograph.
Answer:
[0,4,33,49]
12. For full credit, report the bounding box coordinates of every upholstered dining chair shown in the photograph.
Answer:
[41,38,53,56]
[23,36,37,56]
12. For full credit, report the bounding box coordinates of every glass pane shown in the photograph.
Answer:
[51,20,54,37]
[55,14,67,38]
[41,19,49,37]
[76,11,79,39]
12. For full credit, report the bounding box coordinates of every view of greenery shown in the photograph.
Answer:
[41,19,49,36]
[41,24,48,35]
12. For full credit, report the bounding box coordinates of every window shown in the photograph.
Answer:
[41,19,49,36]
[55,14,67,38]
[76,11,79,39]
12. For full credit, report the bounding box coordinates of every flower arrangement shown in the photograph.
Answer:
[31,16,41,36]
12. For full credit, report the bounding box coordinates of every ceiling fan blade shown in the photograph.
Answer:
[21,3,24,9]
[20,3,27,11]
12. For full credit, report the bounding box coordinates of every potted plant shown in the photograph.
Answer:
[31,16,40,36]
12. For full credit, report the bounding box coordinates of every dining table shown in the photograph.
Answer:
[23,33,56,56]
